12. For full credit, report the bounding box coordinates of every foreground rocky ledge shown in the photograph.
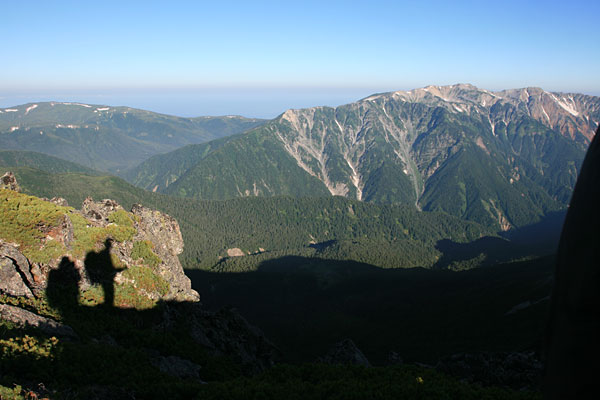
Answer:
[0,174,279,373]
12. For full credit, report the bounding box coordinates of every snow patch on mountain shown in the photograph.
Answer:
[25,104,38,114]
[550,94,579,117]
[61,102,92,108]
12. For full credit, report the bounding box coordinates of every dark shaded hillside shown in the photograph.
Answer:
[189,255,555,365]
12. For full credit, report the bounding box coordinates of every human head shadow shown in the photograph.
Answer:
[84,238,125,308]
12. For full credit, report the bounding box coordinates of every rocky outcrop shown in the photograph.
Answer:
[0,175,281,374]
[0,187,200,303]
[387,351,404,365]
[1,171,20,192]
[0,242,34,298]
[81,197,122,225]
[130,203,198,301]
[226,248,245,257]
[318,338,371,367]
[170,305,280,372]
[0,304,77,339]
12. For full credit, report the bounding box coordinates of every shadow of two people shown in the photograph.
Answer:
[46,239,124,312]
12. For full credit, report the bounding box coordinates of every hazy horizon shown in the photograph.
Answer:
[2,83,600,120]
[2,0,599,118]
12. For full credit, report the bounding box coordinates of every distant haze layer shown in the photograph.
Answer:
[0,87,395,119]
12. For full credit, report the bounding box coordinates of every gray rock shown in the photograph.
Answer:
[150,355,204,381]
[0,256,34,298]
[50,197,69,207]
[1,195,200,303]
[1,171,20,192]
[319,338,371,367]
[131,203,199,302]
[81,197,123,225]
[0,242,34,298]
[0,304,78,339]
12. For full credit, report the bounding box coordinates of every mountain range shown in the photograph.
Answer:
[1,84,594,398]
[126,84,598,230]
[0,102,264,172]
[1,85,597,231]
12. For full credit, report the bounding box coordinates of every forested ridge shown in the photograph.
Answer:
[2,166,500,271]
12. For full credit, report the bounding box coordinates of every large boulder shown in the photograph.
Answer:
[0,242,34,298]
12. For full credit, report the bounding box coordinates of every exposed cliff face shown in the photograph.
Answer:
[272,84,596,206]
[129,203,198,301]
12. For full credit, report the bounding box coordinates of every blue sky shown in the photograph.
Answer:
[1,0,599,117]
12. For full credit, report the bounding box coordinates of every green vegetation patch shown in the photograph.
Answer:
[0,384,26,400]
[108,209,134,227]
[0,189,69,263]
[0,335,60,362]
[131,240,162,268]
[79,266,169,309]
[105,222,136,243]
[121,265,169,297]
[69,212,136,258]
[0,294,58,320]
